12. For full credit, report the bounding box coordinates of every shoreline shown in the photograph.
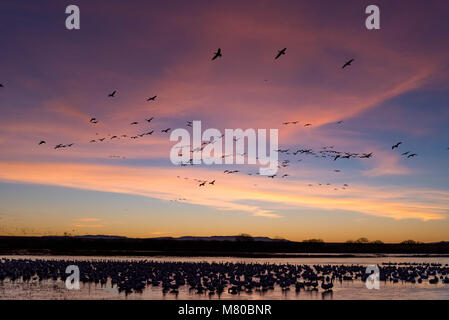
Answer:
[2,250,449,259]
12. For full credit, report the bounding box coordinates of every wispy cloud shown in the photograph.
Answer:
[0,162,446,221]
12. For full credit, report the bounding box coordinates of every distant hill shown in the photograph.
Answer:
[72,235,129,240]
[152,236,290,242]
[70,235,290,242]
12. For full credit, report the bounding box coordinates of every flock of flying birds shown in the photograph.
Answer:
[1,47,447,193]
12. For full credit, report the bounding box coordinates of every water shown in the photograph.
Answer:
[1,255,449,300]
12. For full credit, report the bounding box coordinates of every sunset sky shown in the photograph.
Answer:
[0,0,448,242]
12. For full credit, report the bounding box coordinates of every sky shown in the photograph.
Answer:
[0,0,448,243]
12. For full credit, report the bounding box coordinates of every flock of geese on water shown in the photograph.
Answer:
[1,258,449,297]
[2,48,448,192]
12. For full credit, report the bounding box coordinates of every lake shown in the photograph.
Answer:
[1,255,448,300]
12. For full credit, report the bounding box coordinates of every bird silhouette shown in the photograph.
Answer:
[209,180,215,185]
[108,90,116,97]
[0,84,3,88]
[360,153,373,158]
[212,48,222,60]
[304,123,312,127]
[342,59,354,69]
[401,151,410,156]
[130,122,138,125]
[407,153,417,158]
[392,142,402,149]
[147,96,157,101]
[275,48,286,59]
[199,181,206,187]
[161,128,171,133]
[145,117,154,123]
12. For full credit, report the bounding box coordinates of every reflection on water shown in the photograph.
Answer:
[1,255,449,300]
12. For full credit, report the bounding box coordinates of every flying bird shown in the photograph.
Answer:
[0,84,3,88]
[304,123,312,127]
[407,153,417,158]
[212,48,222,61]
[342,59,354,69]
[401,151,410,156]
[147,96,157,101]
[209,180,215,185]
[130,122,138,125]
[275,48,286,59]
[360,153,373,158]
[199,181,206,187]
[392,142,402,149]
[145,117,154,123]
[161,128,171,133]
[38,141,46,145]
[108,90,116,97]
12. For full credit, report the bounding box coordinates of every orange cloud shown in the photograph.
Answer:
[0,161,446,221]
